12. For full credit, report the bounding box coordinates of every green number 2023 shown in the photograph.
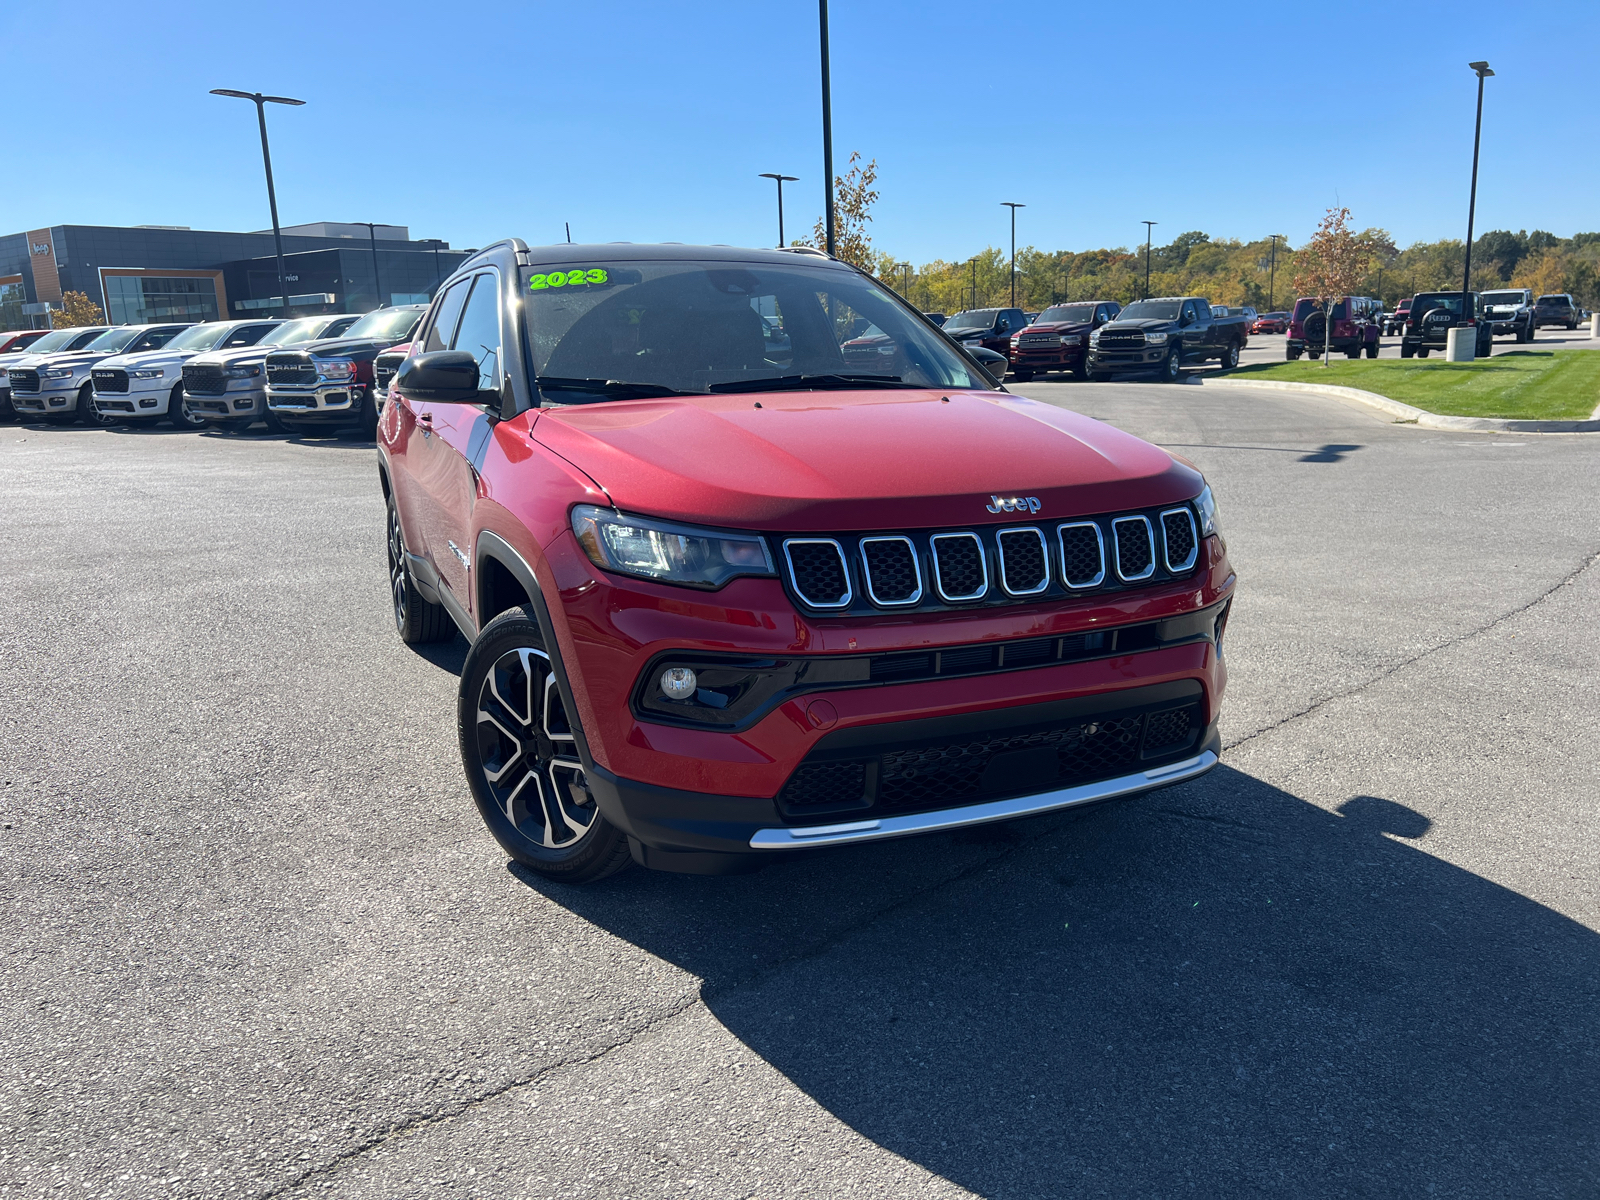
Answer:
[529,268,608,291]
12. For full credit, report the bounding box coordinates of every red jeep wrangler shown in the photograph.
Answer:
[380,242,1234,881]
[1287,295,1381,360]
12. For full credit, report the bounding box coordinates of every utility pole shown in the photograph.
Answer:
[210,88,305,317]
[1142,221,1158,300]
[902,262,911,297]
[1002,202,1025,307]
[1268,234,1279,311]
[353,221,383,309]
[818,0,836,257]
[758,173,799,247]
[970,258,978,310]
[1462,61,1494,335]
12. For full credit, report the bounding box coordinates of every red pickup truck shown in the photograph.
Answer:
[1007,301,1121,380]
[380,242,1234,880]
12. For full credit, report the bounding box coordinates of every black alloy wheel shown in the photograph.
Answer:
[79,384,114,427]
[386,498,452,645]
[1161,347,1183,382]
[458,606,631,883]
[168,385,207,430]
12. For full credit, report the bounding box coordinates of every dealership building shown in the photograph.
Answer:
[0,222,473,330]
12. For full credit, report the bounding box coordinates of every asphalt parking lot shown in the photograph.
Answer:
[3,387,1597,1199]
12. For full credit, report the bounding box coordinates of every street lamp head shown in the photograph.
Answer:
[759,173,799,183]
[209,88,256,99]
[262,94,307,106]
[1001,201,1025,209]
[210,88,306,106]
[1469,61,1494,78]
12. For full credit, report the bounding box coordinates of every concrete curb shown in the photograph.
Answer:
[1188,375,1600,434]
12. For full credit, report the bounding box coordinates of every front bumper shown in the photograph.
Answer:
[186,384,267,420]
[1087,345,1168,371]
[267,384,365,423]
[10,384,82,414]
[90,384,172,416]
[1009,346,1086,370]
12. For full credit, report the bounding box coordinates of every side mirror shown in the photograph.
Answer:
[396,350,481,403]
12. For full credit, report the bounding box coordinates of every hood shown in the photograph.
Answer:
[944,326,995,338]
[1101,318,1177,332]
[1018,320,1091,335]
[188,343,286,369]
[282,334,401,359]
[8,349,112,372]
[96,346,207,372]
[530,388,1201,531]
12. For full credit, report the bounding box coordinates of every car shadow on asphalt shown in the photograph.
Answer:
[511,764,1599,1196]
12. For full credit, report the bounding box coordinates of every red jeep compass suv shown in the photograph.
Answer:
[380,241,1234,881]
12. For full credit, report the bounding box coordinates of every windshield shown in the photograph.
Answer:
[1481,292,1525,306]
[519,258,990,399]
[342,308,423,341]
[162,323,233,352]
[1119,300,1182,321]
[85,327,147,353]
[944,309,1000,331]
[15,329,79,354]
[267,317,339,346]
[1037,305,1096,324]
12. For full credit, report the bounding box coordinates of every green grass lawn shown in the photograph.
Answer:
[1224,350,1600,420]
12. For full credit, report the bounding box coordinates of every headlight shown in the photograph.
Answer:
[1195,484,1220,537]
[224,365,261,379]
[316,359,356,380]
[1059,334,1082,346]
[1145,331,1169,345]
[571,504,775,589]
[42,366,74,379]
[1088,331,1100,345]
[131,367,164,379]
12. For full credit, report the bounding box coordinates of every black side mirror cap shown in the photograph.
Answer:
[396,350,481,403]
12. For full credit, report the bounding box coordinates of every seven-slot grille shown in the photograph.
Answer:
[373,352,405,392]
[781,502,1200,614]
[91,369,129,393]
[1095,329,1146,349]
[265,354,317,386]
[181,364,228,395]
[8,369,40,393]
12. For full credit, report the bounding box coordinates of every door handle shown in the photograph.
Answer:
[418,411,433,438]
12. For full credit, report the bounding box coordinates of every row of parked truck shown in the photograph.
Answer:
[0,306,427,431]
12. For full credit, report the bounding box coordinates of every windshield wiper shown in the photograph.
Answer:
[707,373,908,394]
[536,376,698,400]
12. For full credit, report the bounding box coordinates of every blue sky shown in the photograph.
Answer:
[3,1,1592,261]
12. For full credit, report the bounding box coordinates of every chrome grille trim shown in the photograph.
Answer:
[1112,515,1156,582]
[859,535,923,607]
[782,538,853,609]
[1160,507,1199,573]
[1056,521,1106,589]
[930,532,988,602]
[995,526,1050,596]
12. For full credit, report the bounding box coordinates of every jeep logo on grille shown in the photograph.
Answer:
[986,494,1041,514]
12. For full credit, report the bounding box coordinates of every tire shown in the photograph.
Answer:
[387,497,453,645]
[221,417,255,433]
[458,605,631,884]
[1523,321,1535,343]
[1086,370,1111,382]
[1286,347,1300,361]
[263,409,287,434]
[1365,341,1379,358]
[167,384,207,430]
[1418,349,1430,358]
[1009,369,1034,383]
[1218,342,1240,370]
[356,387,380,440]
[1345,346,1361,359]
[1160,347,1182,382]
[1567,322,1577,331]
[1400,343,1414,359]
[1071,356,1089,381]
[78,384,114,427]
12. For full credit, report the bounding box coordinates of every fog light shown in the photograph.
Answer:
[234,399,252,410]
[659,666,697,700]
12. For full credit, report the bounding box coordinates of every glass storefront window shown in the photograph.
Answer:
[105,276,220,325]
[0,280,25,331]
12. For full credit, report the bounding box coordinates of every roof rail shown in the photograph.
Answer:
[776,246,833,259]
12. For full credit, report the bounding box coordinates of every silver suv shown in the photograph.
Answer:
[1479,289,1536,343]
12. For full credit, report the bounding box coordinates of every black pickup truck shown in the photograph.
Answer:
[1086,296,1251,382]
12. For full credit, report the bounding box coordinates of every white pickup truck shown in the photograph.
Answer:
[90,320,282,427]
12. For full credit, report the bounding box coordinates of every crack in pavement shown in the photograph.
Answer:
[1223,547,1600,754]
[261,839,1028,1197]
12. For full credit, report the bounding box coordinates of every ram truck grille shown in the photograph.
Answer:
[265,354,317,386]
[91,369,129,393]
[9,369,40,393]
[1096,330,1146,349]
[182,364,228,395]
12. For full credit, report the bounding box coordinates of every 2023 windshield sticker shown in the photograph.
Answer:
[529,268,608,291]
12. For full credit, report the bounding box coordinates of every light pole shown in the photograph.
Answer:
[353,221,384,310]
[902,262,911,297]
[1267,234,1279,311]
[210,88,304,317]
[818,1,836,257]
[1141,221,1158,299]
[1002,202,1025,307]
[1461,61,1494,333]
[758,173,799,247]
[970,257,978,310]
